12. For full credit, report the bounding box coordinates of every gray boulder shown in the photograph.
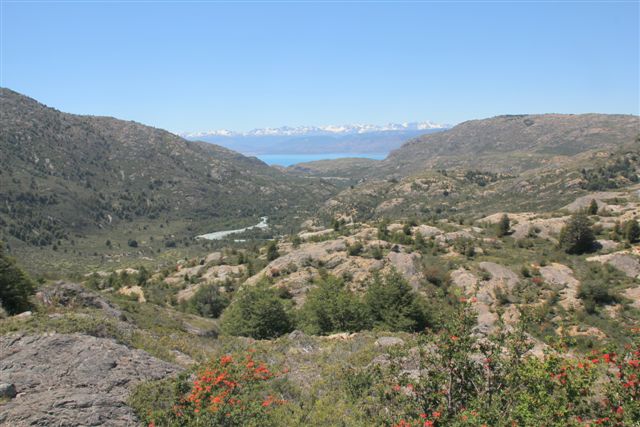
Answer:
[0,333,181,426]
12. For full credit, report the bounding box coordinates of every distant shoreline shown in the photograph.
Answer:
[256,153,387,167]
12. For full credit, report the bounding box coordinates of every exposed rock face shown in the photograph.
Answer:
[386,251,422,289]
[587,252,640,279]
[475,262,520,334]
[562,192,626,212]
[36,281,122,318]
[539,263,582,310]
[450,268,478,295]
[0,333,181,426]
[375,337,405,347]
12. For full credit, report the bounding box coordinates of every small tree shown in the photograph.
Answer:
[0,242,36,315]
[496,214,510,237]
[297,276,370,335]
[266,241,279,261]
[364,270,430,332]
[220,282,292,339]
[587,199,599,215]
[377,219,390,241]
[189,284,230,318]
[623,219,640,243]
[559,213,596,254]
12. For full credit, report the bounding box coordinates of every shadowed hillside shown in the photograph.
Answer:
[0,89,337,272]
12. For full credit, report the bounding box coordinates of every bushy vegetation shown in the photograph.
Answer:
[297,276,369,335]
[577,265,623,314]
[559,213,596,254]
[187,284,230,318]
[580,154,639,191]
[220,282,293,339]
[623,219,640,243]
[0,242,36,315]
[364,270,430,332]
[132,302,640,427]
[496,214,510,237]
[130,352,287,427]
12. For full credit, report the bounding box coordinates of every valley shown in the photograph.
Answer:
[1,90,639,426]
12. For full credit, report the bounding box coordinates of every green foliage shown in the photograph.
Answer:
[349,303,636,427]
[588,199,599,215]
[580,154,639,191]
[422,263,450,288]
[364,270,430,332]
[347,241,364,256]
[0,242,36,314]
[559,213,596,254]
[266,241,280,261]
[188,284,230,318]
[220,282,293,339]
[622,219,640,243]
[496,213,510,237]
[132,353,287,427]
[577,265,622,314]
[297,276,370,335]
[377,219,390,240]
[371,245,384,260]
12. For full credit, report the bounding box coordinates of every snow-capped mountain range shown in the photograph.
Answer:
[181,121,446,139]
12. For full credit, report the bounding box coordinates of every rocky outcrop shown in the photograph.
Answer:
[539,263,582,310]
[587,252,640,279]
[0,333,181,426]
[36,282,122,318]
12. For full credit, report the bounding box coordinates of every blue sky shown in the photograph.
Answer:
[1,1,638,133]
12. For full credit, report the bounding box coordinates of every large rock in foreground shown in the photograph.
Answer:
[0,333,181,426]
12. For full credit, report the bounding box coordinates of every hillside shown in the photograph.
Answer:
[314,114,640,223]
[381,113,639,177]
[0,89,336,272]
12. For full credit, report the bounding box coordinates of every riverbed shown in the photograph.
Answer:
[195,216,268,240]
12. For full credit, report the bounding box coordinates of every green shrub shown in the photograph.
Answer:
[132,353,287,427]
[0,242,36,315]
[351,302,632,427]
[364,270,430,332]
[623,219,640,243]
[297,276,370,335]
[496,213,510,237]
[266,241,280,261]
[347,241,364,256]
[189,284,230,318]
[220,282,293,339]
[559,213,596,254]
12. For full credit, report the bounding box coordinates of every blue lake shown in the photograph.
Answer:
[256,152,387,166]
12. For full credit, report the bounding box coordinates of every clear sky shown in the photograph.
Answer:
[1,1,638,133]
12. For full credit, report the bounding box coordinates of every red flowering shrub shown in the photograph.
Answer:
[134,352,287,427]
[174,352,286,426]
[594,345,640,426]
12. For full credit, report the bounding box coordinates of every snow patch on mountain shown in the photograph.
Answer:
[181,121,447,139]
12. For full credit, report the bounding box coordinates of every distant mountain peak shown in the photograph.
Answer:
[181,121,447,139]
